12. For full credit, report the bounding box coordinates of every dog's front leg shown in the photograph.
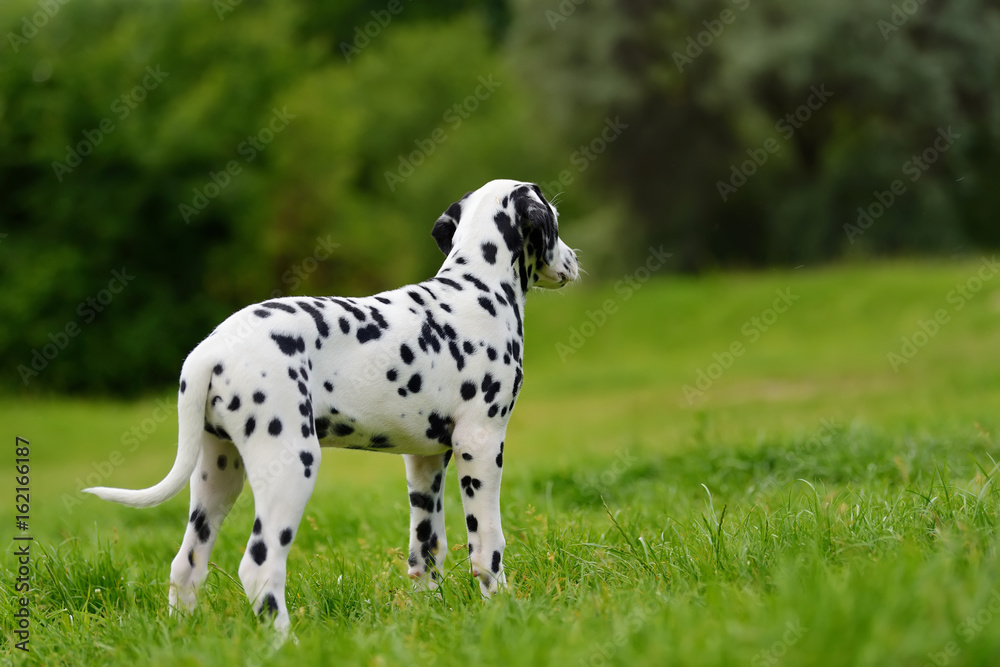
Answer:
[403,452,450,589]
[453,424,507,596]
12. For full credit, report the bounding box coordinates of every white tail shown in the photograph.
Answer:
[83,348,214,508]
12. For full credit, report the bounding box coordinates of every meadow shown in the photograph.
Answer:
[3,259,1000,666]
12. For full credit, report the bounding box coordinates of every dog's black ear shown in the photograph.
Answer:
[431,201,462,255]
[512,184,555,233]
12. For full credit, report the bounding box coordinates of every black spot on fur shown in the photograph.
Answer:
[426,413,453,447]
[254,308,271,318]
[448,341,465,371]
[263,301,296,314]
[271,333,305,356]
[300,451,314,467]
[180,380,187,393]
[268,418,283,436]
[387,368,398,381]
[462,452,473,461]
[434,276,463,291]
[301,423,311,437]
[217,455,228,470]
[190,508,211,542]
[371,434,392,449]
[460,476,482,498]
[288,368,298,381]
[495,210,520,253]
[460,381,476,401]
[400,344,414,365]
[253,391,266,404]
[416,518,432,542]
[488,404,499,418]
[324,381,333,392]
[253,517,262,535]
[409,492,434,512]
[466,514,478,532]
[315,417,331,439]
[408,290,425,305]
[478,296,497,317]
[250,540,268,565]
[334,423,354,437]
[486,347,497,361]
[280,528,293,547]
[297,301,330,338]
[370,307,389,330]
[482,374,501,404]
[492,550,501,573]
[187,548,194,566]
[408,552,418,567]
[339,317,350,334]
[463,340,475,355]
[407,374,422,393]
[228,395,241,411]
[244,416,256,438]
[481,242,498,264]
[213,363,224,376]
[259,593,278,618]
[496,441,504,468]
[356,323,382,343]
[431,472,443,493]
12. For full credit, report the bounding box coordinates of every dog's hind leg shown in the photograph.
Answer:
[169,433,245,613]
[403,452,451,589]
[237,431,320,636]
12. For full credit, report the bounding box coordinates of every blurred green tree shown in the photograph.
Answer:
[508,0,1000,269]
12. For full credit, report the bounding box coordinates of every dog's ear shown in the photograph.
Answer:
[512,184,555,234]
[431,201,462,255]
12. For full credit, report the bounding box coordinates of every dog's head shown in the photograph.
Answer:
[431,179,579,290]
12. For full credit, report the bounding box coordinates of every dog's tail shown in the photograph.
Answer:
[83,345,215,508]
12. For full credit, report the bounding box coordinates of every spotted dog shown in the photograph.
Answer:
[84,179,579,635]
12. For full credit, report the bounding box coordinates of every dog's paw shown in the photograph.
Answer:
[476,569,507,598]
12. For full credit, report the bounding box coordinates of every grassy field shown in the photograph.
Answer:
[4,259,1000,666]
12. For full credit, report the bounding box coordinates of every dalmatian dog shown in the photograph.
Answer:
[84,179,579,635]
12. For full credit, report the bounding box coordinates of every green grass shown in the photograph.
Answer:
[4,259,1000,666]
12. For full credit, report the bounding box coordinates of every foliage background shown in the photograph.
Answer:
[1,0,998,394]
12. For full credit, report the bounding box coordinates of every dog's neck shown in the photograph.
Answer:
[433,251,529,327]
